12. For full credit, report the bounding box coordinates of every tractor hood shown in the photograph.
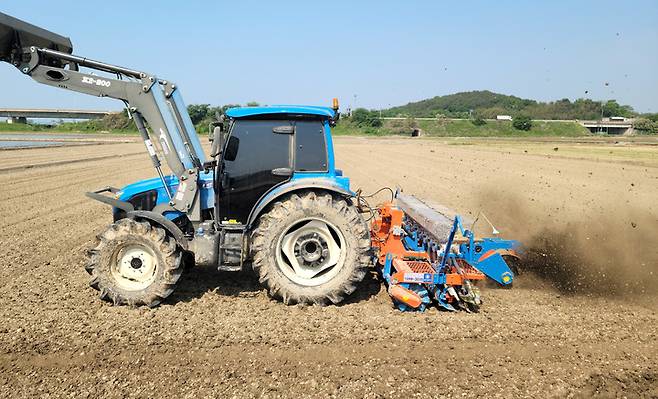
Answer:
[0,12,73,67]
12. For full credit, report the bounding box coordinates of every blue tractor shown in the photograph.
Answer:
[0,13,371,306]
[1,12,521,311]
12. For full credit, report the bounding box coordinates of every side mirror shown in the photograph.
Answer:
[223,136,239,161]
[210,126,224,157]
[208,115,226,142]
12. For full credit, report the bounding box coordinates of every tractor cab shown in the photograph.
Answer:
[214,105,349,225]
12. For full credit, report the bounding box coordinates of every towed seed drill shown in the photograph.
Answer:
[368,193,520,312]
[0,12,521,311]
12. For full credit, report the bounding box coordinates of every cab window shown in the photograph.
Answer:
[295,120,327,172]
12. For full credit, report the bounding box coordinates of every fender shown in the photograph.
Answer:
[126,210,189,250]
[246,178,354,229]
[85,187,134,212]
[86,189,189,249]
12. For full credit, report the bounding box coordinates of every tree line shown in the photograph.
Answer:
[40,94,657,134]
[382,90,644,120]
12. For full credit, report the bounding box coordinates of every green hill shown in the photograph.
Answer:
[383,90,634,120]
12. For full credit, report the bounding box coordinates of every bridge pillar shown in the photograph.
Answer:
[7,116,27,124]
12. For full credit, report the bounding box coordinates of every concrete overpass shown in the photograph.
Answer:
[0,108,113,123]
[580,119,633,135]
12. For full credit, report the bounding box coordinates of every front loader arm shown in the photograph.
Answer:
[26,47,204,176]
[1,12,206,218]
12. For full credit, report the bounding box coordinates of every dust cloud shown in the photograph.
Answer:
[474,188,658,297]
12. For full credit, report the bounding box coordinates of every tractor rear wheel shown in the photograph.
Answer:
[85,218,183,307]
[251,191,371,305]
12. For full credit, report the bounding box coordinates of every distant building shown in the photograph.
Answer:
[496,115,512,121]
[580,118,633,135]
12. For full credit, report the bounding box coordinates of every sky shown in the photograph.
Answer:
[1,0,657,113]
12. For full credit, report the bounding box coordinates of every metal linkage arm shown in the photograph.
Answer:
[24,47,206,177]
[1,12,206,219]
[19,48,208,218]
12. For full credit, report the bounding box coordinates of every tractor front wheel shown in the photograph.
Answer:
[251,191,371,305]
[86,218,183,307]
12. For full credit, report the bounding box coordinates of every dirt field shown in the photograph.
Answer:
[1,136,657,398]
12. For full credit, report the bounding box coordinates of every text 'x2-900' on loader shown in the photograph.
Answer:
[0,12,521,311]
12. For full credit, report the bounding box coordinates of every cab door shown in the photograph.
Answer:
[218,119,292,224]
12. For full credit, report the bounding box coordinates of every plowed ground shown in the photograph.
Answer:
[0,136,656,398]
